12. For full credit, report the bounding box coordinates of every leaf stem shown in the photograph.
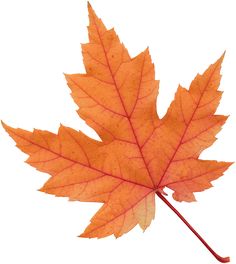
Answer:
[156,192,230,263]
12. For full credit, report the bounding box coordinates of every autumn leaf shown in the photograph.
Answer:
[3,3,232,263]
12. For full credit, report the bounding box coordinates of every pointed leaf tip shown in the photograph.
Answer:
[217,51,226,65]
[1,120,5,127]
[1,121,10,133]
[87,1,91,9]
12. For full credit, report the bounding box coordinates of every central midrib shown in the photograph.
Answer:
[93,17,156,188]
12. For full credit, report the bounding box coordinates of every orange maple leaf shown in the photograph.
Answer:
[3,3,232,263]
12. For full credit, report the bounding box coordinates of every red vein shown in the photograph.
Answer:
[81,113,136,145]
[129,52,147,118]
[159,163,229,187]
[29,155,61,164]
[197,93,221,109]
[81,188,154,237]
[84,51,107,67]
[91,13,155,187]
[182,119,225,144]
[157,61,222,187]
[43,174,108,190]
[64,128,91,166]
[68,76,126,118]
[180,91,187,125]
[8,128,152,189]
[141,120,163,149]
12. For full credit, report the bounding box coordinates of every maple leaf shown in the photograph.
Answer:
[2,3,232,263]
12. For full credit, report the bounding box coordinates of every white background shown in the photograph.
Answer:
[0,0,235,263]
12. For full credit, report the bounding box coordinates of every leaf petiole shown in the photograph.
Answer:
[156,192,230,263]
